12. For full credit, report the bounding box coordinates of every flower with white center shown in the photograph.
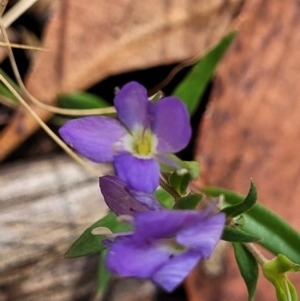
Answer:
[104,208,225,292]
[59,81,191,192]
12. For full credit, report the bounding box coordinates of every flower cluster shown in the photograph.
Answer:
[60,82,225,292]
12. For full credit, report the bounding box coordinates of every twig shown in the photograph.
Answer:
[0,0,8,18]
[0,21,116,116]
[0,73,101,177]
[0,41,49,51]
[2,0,38,28]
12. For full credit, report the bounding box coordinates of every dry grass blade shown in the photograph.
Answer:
[0,21,116,116]
[0,41,49,51]
[0,0,8,17]
[0,73,101,176]
[2,0,38,28]
[0,1,243,161]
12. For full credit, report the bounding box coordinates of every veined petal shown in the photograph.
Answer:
[59,116,126,162]
[106,236,170,278]
[128,188,162,211]
[132,210,200,242]
[151,97,191,153]
[152,250,201,292]
[114,153,160,193]
[114,82,150,131]
[176,213,225,258]
[99,176,151,216]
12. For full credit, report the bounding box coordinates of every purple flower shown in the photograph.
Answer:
[99,175,162,216]
[59,82,191,193]
[105,208,225,292]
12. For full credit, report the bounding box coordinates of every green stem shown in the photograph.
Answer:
[244,243,268,266]
[159,177,181,201]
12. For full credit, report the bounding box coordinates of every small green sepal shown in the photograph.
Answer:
[169,171,192,195]
[155,188,174,208]
[173,193,203,210]
[158,154,200,180]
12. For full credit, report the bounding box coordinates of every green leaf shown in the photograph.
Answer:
[169,172,191,195]
[58,92,110,109]
[155,188,174,208]
[222,226,261,243]
[221,179,257,217]
[263,255,299,301]
[265,275,298,301]
[233,243,258,301]
[173,193,203,210]
[65,212,131,258]
[172,32,236,115]
[0,68,21,103]
[97,250,111,296]
[158,154,200,180]
[203,187,300,264]
[263,254,300,275]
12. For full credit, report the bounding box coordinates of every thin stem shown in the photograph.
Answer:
[0,21,116,116]
[244,242,268,266]
[0,0,8,18]
[0,73,101,177]
[2,0,38,28]
[0,41,49,51]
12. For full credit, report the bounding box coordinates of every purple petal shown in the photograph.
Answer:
[59,116,126,162]
[155,154,181,170]
[152,250,201,292]
[176,213,225,257]
[114,153,160,193]
[99,176,151,216]
[106,236,170,278]
[128,188,162,211]
[114,82,150,131]
[151,97,191,153]
[132,210,200,242]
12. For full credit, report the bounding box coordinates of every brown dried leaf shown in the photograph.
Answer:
[0,0,243,160]
[188,0,300,300]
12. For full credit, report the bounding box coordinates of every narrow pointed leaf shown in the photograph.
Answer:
[159,153,200,180]
[221,179,257,217]
[58,92,110,109]
[203,187,300,264]
[222,226,261,243]
[97,250,111,296]
[65,212,132,258]
[0,68,21,103]
[155,188,174,208]
[173,193,203,210]
[233,243,258,301]
[172,32,236,115]
[169,172,192,195]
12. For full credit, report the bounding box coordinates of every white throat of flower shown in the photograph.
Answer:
[157,238,187,256]
[122,126,158,158]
